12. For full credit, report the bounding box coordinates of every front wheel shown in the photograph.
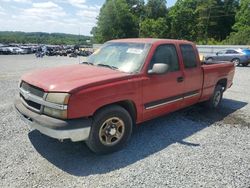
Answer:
[232,58,240,66]
[86,105,133,154]
[205,85,223,109]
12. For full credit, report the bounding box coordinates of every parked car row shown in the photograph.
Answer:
[205,48,250,66]
[0,45,37,55]
[68,50,93,58]
[0,43,93,57]
[37,46,93,58]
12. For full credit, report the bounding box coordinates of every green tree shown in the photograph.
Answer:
[233,0,250,30]
[224,0,250,44]
[168,0,199,41]
[168,0,238,43]
[196,0,238,42]
[126,0,144,7]
[93,0,138,43]
[136,0,169,38]
[0,31,91,45]
[145,0,167,19]
[140,17,169,38]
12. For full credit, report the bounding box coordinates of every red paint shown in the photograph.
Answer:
[21,39,235,123]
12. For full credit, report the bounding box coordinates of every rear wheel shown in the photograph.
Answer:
[86,105,133,154]
[231,58,240,66]
[205,85,223,109]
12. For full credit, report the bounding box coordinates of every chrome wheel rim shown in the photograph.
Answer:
[99,117,125,146]
[232,59,239,66]
[214,91,221,107]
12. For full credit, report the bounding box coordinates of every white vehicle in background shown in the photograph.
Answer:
[7,47,25,54]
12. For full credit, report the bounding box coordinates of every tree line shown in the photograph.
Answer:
[0,31,92,45]
[92,0,250,45]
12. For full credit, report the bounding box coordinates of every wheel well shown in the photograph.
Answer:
[231,58,240,62]
[116,100,137,123]
[93,100,137,123]
[217,79,227,91]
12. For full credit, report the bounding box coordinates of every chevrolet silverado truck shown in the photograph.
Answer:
[15,39,235,154]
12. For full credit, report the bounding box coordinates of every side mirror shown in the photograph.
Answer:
[148,63,169,75]
[216,52,219,56]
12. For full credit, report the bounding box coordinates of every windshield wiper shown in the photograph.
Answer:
[80,61,93,65]
[97,63,118,70]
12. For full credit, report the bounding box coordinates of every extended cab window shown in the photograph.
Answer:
[180,44,197,69]
[149,44,179,72]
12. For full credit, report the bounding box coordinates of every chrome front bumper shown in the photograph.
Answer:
[15,99,91,142]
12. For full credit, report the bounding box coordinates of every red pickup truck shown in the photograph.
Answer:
[15,39,235,154]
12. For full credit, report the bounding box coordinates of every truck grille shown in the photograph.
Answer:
[21,81,44,97]
[20,81,45,112]
[20,94,42,111]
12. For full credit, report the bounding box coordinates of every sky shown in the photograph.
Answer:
[0,0,177,36]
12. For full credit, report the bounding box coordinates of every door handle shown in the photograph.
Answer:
[177,76,184,82]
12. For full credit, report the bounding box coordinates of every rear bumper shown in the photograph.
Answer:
[14,99,91,142]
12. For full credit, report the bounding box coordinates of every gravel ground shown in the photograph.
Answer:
[0,55,250,188]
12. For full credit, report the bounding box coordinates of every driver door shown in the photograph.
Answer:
[142,43,185,121]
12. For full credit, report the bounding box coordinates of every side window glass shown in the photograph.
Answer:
[232,50,239,54]
[180,44,197,69]
[226,50,233,54]
[149,44,179,72]
[226,50,239,54]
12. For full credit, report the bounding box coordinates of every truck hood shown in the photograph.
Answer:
[21,64,130,93]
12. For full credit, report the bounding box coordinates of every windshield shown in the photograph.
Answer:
[86,42,151,73]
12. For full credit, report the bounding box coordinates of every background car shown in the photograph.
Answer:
[239,48,250,63]
[241,48,250,57]
[206,49,249,66]
[69,52,77,58]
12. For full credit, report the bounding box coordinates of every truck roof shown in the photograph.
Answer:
[110,38,193,45]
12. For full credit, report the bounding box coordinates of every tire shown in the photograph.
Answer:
[86,105,133,154]
[205,85,223,109]
[242,63,249,67]
[231,58,240,66]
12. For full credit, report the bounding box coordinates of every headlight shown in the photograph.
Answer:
[44,107,67,119]
[43,93,70,119]
[46,93,70,104]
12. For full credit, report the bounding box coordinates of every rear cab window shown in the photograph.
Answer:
[180,44,197,69]
[149,44,180,72]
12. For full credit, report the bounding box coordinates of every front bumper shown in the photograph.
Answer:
[14,99,91,142]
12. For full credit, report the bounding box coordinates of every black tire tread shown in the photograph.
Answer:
[205,85,223,109]
[86,105,133,154]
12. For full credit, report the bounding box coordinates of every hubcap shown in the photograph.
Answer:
[214,91,221,107]
[232,59,239,66]
[99,117,125,146]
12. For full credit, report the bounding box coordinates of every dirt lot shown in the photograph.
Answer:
[0,55,250,188]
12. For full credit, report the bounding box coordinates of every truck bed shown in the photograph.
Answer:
[200,61,235,101]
